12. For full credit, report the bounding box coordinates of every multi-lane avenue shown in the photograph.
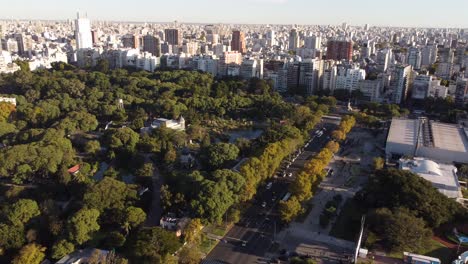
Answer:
[203,120,339,264]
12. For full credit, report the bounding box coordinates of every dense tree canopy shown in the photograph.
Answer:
[83,177,138,212]
[206,143,240,169]
[11,243,46,264]
[131,227,181,263]
[67,208,100,245]
[0,66,336,262]
[356,168,466,228]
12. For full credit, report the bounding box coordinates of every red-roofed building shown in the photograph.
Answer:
[67,165,81,175]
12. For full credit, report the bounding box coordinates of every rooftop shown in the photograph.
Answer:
[431,122,468,152]
[399,157,461,198]
[387,118,468,153]
[387,118,418,146]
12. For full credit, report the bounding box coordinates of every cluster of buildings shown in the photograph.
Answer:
[385,117,468,199]
[0,16,467,105]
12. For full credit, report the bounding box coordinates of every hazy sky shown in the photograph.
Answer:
[2,0,468,28]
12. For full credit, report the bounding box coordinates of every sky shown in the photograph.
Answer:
[2,0,468,28]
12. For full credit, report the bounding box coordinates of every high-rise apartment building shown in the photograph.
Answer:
[266,28,276,47]
[164,29,182,46]
[304,35,321,50]
[122,34,139,49]
[326,40,353,61]
[231,30,246,54]
[287,61,301,94]
[142,34,161,57]
[412,75,432,100]
[455,78,468,106]
[391,65,413,105]
[299,59,323,95]
[421,45,437,67]
[75,12,93,49]
[289,28,300,50]
[91,30,99,45]
[322,66,337,91]
[407,47,422,70]
[14,33,32,57]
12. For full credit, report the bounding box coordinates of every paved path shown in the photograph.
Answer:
[144,154,163,227]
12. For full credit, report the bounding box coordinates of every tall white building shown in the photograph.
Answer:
[345,68,366,91]
[322,66,337,91]
[412,75,432,100]
[75,13,93,49]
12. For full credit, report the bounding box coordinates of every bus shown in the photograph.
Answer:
[281,192,291,202]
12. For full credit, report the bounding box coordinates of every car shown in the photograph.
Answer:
[261,202,266,207]
[266,182,273,189]
[288,172,293,177]
[242,241,247,247]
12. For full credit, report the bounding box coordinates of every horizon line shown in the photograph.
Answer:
[0,17,467,30]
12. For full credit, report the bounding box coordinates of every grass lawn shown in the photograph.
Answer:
[295,203,313,223]
[387,240,453,264]
[420,240,454,264]
[200,237,218,255]
[329,198,362,241]
[210,225,230,237]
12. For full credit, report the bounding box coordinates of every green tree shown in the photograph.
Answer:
[103,231,126,248]
[67,208,100,245]
[51,240,75,260]
[131,227,181,263]
[0,223,25,250]
[0,102,15,122]
[160,184,173,211]
[123,206,146,233]
[108,127,140,152]
[278,196,303,222]
[85,140,101,156]
[136,163,154,177]
[373,157,385,170]
[183,218,203,244]
[191,179,236,223]
[289,172,313,202]
[356,168,464,228]
[6,199,41,226]
[83,177,137,212]
[381,208,432,252]
[163,145,177,164]
[11,243,46,264]
[178,246,202,264]
[207,143,240,168]
[325,141,340,154]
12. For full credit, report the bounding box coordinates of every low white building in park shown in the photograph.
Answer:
[399,157,461,199]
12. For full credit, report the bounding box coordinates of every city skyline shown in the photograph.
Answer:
[2,0,468,28]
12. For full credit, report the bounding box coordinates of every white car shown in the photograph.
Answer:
[266,182,272,189]
[261,202,267,207]
[288,173,293,177]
